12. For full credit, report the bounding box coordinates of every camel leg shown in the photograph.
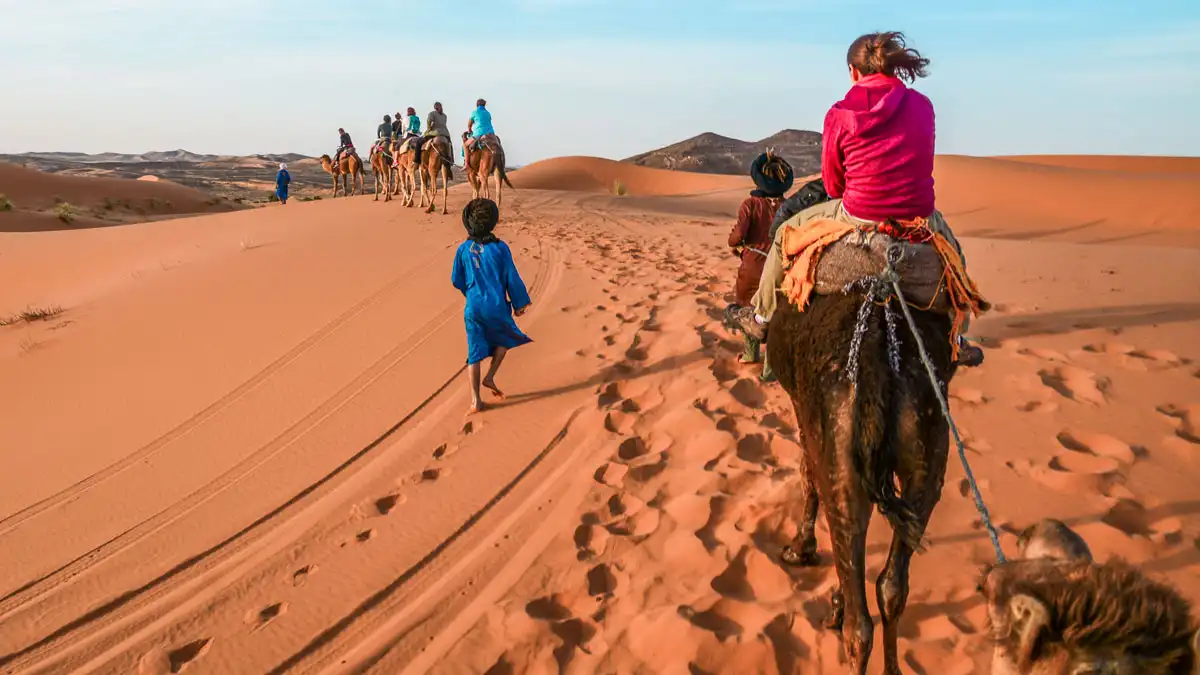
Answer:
[330,173,338,197]
[876,382,949,673]
[424,163,436,214]
[781,459,820,567]
[436,165,446,212]
[813,395,875,674]
[495,168,502,207]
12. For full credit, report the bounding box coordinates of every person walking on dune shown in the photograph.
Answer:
[451,198,533,415]
[727,151,793,379]
[275,162,291,204]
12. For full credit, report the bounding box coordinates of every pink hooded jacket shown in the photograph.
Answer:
[821,74,936,222]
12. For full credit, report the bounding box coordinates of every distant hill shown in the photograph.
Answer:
[5,149,314,165]
[623,129,822,176]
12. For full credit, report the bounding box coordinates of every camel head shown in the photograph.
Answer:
[979,557,1198,675]
[1016,518,1093,563]
[319,154,332,165]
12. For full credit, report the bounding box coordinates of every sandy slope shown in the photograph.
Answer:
[0,156,1198,674]
[0,162,238,232]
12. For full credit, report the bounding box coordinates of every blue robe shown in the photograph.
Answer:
[275,169,291,202]
[451,239,532,364]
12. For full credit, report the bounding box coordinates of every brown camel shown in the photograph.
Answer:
[766,289,957,674]
[980,556,1198,674]
[368,140,395,202]
[392,144,421,207]
[419,136,454,215]
[318,152,366,197]
[463,136,513,207]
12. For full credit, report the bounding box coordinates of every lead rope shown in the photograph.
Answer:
[884,243,1006,563]
[843,242,1006,563]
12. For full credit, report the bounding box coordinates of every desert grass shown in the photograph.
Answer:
[0,305,65,327]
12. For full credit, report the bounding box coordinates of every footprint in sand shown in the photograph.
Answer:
[1156,404,1200,444]
[1100,499,1184,545]
[1038,366,1111,406]
[574,520,610,559]
[594,461,628,487]
[1056,429,1140,463]
[1017,347,1072,363]
[728,378,767,409]
[1084,343,1189,371]
[138,638,214,675]
[291,564,317,587]
[245,602,288,630]
[1031,448,1121,494]
[355,528,376,543]
[1016,399,1060,414]
[375,492,406,516]
[586,563,618,597]
[949,387,989,407]
[617,436,649,461]
[168,638,212,673]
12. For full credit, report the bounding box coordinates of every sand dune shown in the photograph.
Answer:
[1,155,1198,674]
[994,154,1200,175]
[935,154,1200,247]
[0,162,238,232]
[511,156,751,195]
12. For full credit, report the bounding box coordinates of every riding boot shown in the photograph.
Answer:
[759,350,777,383]
[741,336,760,364]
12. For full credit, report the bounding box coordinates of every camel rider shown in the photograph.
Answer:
[426,102,450,138]
[335,128,354,163]
[402,107,418,137]
[392,112,405,139]
[463,98,494,161]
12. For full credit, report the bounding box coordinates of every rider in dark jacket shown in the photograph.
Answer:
[335,128,354,162]
[377,115,394,141]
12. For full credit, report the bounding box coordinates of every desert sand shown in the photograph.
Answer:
[1,154,1198,674]
[0,162,239,233]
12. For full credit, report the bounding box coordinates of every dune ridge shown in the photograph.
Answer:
[0,152,1198,673]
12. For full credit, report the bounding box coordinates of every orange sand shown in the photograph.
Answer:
[0,162,236,233]
[1,155,1198,674]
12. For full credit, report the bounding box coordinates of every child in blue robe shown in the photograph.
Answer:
[451,198,532,414]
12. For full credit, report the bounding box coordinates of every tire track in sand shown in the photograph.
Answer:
[0,237,565,673]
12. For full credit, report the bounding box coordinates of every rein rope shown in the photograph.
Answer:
[843,243,1007,564]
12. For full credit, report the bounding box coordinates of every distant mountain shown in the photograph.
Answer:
[623,129,822,176]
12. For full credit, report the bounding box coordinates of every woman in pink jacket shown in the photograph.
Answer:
[727,31,983,367]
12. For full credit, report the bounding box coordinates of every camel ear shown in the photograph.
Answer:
[1008,593,1050,669]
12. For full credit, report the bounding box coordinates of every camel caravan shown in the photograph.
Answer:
[718,32,1200,675]
[318,99,514,214]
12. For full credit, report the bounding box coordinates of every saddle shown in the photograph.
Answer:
[396,135,424,155]
[780,217,989,359]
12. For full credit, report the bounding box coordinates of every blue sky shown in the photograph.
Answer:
[0,0,1197,164]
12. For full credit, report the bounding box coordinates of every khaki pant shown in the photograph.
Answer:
[750,199,963,321]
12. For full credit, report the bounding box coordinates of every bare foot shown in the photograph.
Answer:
[481,379,506,400]
[466,401,486,416]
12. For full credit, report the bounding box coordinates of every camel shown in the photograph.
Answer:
[391,143,421,207]
[418,135,454,215]
[318,152,366,197]
[980,556,1198,674]
[369,140,395,202]
[766,288,957,674]
[463,135,513,207]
